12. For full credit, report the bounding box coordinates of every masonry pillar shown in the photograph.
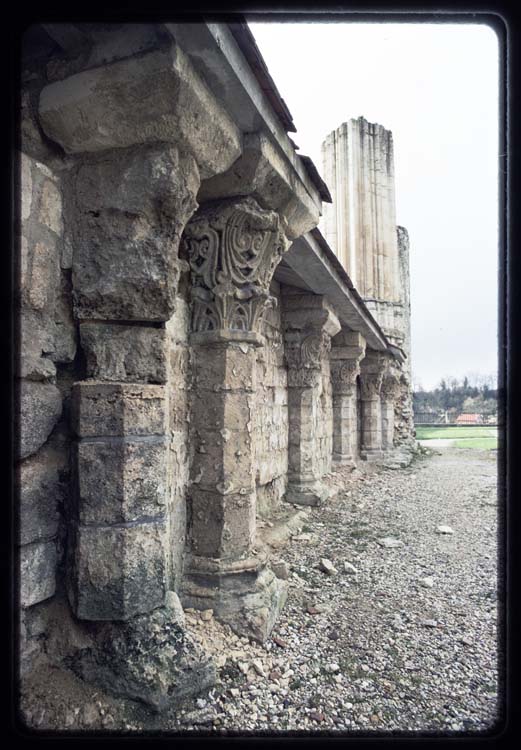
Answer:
[359,352,387,460]
[381,371,400,450]
[63,145,219,708]
[180,196,290,642]
[282,293,341,505]
[330,330,366,466]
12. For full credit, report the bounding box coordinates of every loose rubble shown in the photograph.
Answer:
[20,447,498,734]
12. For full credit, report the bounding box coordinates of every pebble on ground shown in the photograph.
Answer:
[20,447,499,735]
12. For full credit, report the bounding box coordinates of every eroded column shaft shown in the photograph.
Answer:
[180,196,290,642]
[330,331,366,465]
[283,292,340,506]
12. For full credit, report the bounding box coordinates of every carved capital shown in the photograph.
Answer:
[359,370,384,400]
[284,329,331,384]
[381,373,400,401]
[330,359,360,392]
[182,197,289,343]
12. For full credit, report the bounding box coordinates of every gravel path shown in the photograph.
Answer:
[171,446,499,736]
[21,447,500,735]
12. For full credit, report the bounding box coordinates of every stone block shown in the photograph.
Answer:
[22,240,61,313]
[73,521,167,620]
[191,391,252,434]
[19,300,57,376]
[39,44,241,179]
[198,132,319,240]
[189,489,255,560]
[38,177,62,236]
[70,605,216,711]
[51,275,77,364]
[72,145,197,321]
[72,382,166,438]
[20,540,57,607]
[19,381,62,459]
[21,152,33,222]
[80,322,167,383]
[191,429,254,491]
[76,437,167,525]
[18,442,65,545]
[193,344,256,392]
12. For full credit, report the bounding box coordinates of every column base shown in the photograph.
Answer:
[332,452,357,468]
[359,449,384,461]
[284,481,334,507]
[181,553,287,643]
[66,596,215,712]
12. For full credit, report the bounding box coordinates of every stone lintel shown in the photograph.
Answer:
[38,44,241,180]
[198,132,320,240]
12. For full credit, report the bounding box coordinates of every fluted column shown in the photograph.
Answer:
[180,196,289,642]
[330,330,366,466]
[283,293,341,506]
[359,352,388,460]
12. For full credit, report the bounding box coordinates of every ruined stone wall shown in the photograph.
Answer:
[18,81,79,672]
[254,280,288,517]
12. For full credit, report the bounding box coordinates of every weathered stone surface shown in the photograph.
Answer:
[71,521,167,620]
[189,489,256,560]
[183,197,289,344]
[72,145,197,321]
[20,540,57,607]
[19,381,62,459]
[193,344,256,392]
[322,117,401,302]
[22,240,60,313]
[19,309,56,381]
[183,562,287,643]
[71,382,166,438]
[198,132,320,240]
[51,274,77,364]
[39,44,241,179]
[271,560,290,580]
[76,438,167,525]
[68,604,216,711]
[18,442,65,545]
[80,323,168,383]
[38,177,63,236]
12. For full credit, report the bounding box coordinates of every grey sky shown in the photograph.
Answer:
[249,21,499,390]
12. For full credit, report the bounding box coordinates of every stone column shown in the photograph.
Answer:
[180,196,290,642]
[282,293,341,506]
[381,371,400,450]
[330,330,366,466]
[359,352,387,460]
[65,146,216,709]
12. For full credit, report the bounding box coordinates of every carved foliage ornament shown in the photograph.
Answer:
[330,360,360,390]
[182,198,288,336]
[381,373,400,401]
[284,331,331,375]
[359,370,384,400]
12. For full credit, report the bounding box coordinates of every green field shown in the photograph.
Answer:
[416,426,497,440]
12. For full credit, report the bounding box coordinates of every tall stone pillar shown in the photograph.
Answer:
[359,352,387,460]
[282,293,341,505]
[65,146,216,710]
[381,371,400,450]
[330,330,366,466]
[180,196,290,642]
